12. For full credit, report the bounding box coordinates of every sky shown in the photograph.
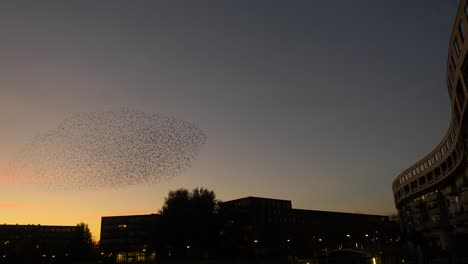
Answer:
[0,0,461,240]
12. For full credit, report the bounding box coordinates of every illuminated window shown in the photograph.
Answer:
[118,224,127,229]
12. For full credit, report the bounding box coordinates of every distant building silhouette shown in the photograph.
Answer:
[392,0,468,260]
[100,196,399,262]
[219,197,399,259]
[0,224,83,262]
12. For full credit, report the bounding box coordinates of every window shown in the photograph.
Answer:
[416,167,420,174]
[412,170,416,176]
[419,177,427,186]
[456,81,466,109]
[427,174,433,182]
[420,164,424,171]
[455,39,461,56]
[424,162,428,169]
[452,51,458,66]
[460,21,466,41]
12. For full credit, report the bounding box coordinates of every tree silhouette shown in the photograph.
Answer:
[159,188,220,258]
[70,222,96,261]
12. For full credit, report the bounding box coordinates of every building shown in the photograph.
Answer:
[220,197,399,259]
[0,224,82,262]
[99,197,399,262]
[392,0,468,258]
[100,214,159,263]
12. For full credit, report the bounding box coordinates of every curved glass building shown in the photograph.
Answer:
[392,0,468,254]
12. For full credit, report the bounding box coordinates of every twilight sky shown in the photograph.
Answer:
[0,0,461,239]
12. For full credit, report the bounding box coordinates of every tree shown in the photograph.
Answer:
[159,188,220,257]
[69,222,96,261]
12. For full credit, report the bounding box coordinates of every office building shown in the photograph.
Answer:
[392,0,468,258]
[100,214,159,263]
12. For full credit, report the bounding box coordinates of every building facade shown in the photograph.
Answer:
[220,197,399,260]
[100,197,400,262]
[100,214,159,263]
[392,0,468,258]
[0,224,82,262]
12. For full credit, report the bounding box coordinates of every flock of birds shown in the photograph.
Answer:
[10,109,207,190]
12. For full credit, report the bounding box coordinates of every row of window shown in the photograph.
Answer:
[399,186,468,231]
[395,138,463,202]
[398,128,458,186]
[449,6,468,81]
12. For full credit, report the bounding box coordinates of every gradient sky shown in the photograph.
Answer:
[0,0,461,240]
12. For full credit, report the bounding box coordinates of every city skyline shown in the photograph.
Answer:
[0,1,459,239]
